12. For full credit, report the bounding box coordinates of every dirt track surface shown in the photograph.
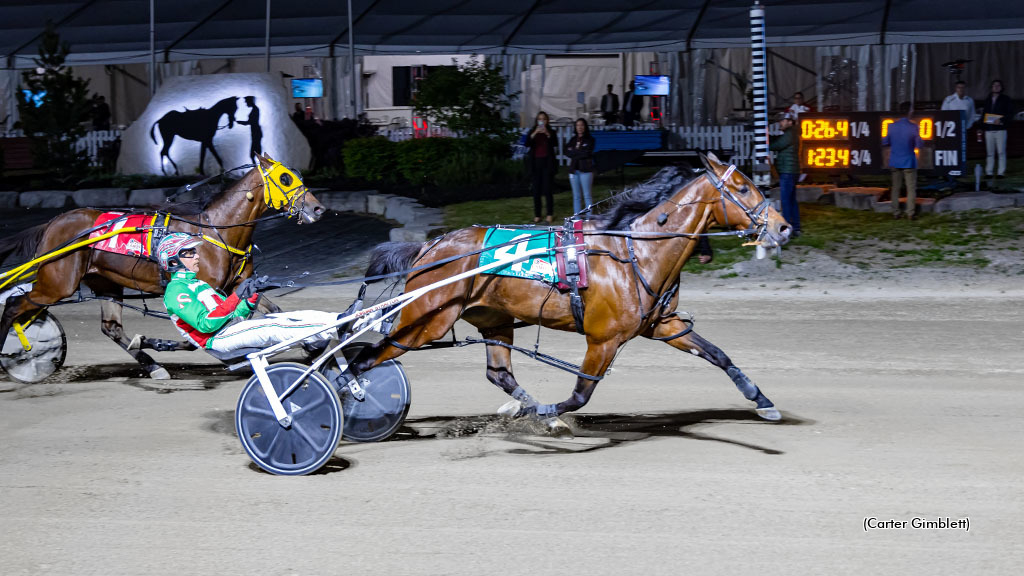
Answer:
[2,272,1022,575]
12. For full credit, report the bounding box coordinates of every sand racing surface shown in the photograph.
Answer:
[2,257,1023,576]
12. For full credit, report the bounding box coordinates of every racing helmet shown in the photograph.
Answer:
[156,233,203,271]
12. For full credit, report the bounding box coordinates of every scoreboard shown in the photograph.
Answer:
[797,111,967,175]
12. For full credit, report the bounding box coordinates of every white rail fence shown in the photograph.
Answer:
[1,129,121,167]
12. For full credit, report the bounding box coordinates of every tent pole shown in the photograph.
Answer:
[750,1,770,189]
[348,0,356,117]
[265,0,271,72]
[149,0,155,94]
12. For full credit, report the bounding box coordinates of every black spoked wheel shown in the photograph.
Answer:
[319,343,411,443]
[1,310,67,383]
[235,362,343,476]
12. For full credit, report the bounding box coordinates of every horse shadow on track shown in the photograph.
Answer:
[395,410,813,458]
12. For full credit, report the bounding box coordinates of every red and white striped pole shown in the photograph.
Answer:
[750,1,770,188]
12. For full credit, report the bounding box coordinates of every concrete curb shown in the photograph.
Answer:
[309,189,447,242]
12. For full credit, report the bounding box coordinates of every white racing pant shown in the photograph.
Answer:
[209,310,338,354]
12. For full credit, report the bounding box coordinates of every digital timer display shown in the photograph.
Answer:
[801,119,850,140]
[881,117,934,140]
[796,111,966,175]
[805,147,850,168]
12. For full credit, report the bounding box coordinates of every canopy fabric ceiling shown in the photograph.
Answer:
[3,0,1023,67]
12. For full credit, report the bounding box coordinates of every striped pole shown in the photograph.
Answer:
[750,1,770,188]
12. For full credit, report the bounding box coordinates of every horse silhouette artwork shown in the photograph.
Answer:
[150,96,239,175]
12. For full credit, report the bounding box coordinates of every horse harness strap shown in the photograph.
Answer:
[382,335,604,381]
[554,220,589,335]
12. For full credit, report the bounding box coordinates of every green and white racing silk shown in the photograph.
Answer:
[478,228,557,283]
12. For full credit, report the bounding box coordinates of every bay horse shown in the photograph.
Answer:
[353,153,791,427]
[0,154,324,380]
[150,96,238,175]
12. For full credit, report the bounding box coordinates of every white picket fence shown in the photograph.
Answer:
[378,125,459,142]
[543,124,774,167]
[0,129,121,166]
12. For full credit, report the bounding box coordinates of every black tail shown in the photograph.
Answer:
[0,224,45,269]
[365,242,422,283]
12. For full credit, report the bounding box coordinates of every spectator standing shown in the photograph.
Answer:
[291,103,305,126]
[770,112,801,236]
[566,118,596,218]
[940,81,978,125]
[881,107,924,220]
[785,92,809,120]
[980,79,1014,179]
[623,81,644,126]
[600,84,619,125]
[526,111,557,223]
[91,95,111,130]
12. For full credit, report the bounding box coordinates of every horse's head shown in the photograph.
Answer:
[252,153,324,224]
[217,96,238,129]
[699,152,790,249]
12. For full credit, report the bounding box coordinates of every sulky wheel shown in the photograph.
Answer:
[0,310,67,384]
[235,362,343,476]
[319,342,411,443]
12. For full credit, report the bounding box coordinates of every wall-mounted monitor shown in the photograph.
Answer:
[291,78,323,98]
[634,75,670,96]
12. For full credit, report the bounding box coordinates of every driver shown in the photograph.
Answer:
[145,233,339,355]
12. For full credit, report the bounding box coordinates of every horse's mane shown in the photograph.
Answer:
[164,173,250,215]
[596,167,696,230]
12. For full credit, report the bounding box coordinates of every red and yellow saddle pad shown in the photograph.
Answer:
[88,212,168,258]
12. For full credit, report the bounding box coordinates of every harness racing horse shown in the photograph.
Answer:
[150,96,238,175]
[353,153,791,428]
[0,154,324,380]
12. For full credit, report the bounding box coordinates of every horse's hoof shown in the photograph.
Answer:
[149,367,171,380]
[756,406,782,421]
[542,416,573,437]
[497,399,522,418]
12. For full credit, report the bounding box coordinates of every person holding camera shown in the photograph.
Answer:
[526,111,557,223]
[150,233,338,355]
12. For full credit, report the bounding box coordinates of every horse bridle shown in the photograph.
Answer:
[701,164,773,240]
[256,160,313,219]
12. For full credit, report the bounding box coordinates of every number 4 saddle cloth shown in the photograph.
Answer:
[88,212,170,259]
[478,221,588,291]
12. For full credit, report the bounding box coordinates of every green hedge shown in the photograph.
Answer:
[343,136,396,182]
[343,135,524,191]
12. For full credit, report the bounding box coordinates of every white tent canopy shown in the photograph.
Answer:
[3,0,1024,68]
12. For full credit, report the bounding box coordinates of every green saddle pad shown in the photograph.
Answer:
[479,228,557,283]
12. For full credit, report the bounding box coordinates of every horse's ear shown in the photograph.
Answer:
[256,153,272,169]
[698,151,713,173]
[705,151,723,166]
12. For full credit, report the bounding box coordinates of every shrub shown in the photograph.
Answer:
[343,137,396,182]
[395,138,455,185]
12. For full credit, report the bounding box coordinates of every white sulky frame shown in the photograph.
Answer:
[245,245,566,428]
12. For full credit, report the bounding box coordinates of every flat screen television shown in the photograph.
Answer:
[292,78,323,98]
[634,75,670,96]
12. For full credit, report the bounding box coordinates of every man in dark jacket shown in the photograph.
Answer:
[980,79,1014,179]
[770,112,801,236]
[623,81,644,126]
[600,84,619,124]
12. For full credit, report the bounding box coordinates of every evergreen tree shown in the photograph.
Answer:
[16,22,93,182]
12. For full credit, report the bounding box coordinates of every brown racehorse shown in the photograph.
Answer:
[0,154,324,379]
[353,153,791,427]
